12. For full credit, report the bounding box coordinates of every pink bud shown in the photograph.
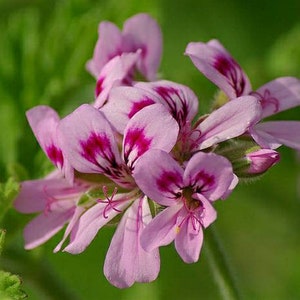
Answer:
[246,149,280,174]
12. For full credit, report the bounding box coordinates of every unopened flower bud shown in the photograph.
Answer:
[246,149,280,175]
[217,140,280,178]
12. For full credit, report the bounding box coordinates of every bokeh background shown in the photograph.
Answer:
[1,0,300,299]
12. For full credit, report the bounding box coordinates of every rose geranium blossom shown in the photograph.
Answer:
[14,106,90,249]
[87,13,163,108]
[87,13,162,81]
[134,150,235,263]
[185,39,300,150]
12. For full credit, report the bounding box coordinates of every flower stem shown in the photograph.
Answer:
[204,225,241,300]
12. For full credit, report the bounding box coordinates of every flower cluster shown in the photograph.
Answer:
[15,13,300,288]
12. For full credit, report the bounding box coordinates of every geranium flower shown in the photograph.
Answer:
[14,172,89,250]
[14,106,88,249]
[185,39,300,150]
[87,13,162,81]
[134,150,235,263]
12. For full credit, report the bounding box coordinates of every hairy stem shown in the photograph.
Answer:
[204,225,241,300]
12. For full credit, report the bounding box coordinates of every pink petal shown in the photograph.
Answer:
[101,85,159,133]
[140,204,183,252]
[24,204,75,250]
[184,152,235,201]
[221,174,239,199]
[185,40,251,98]
[175,209,204,263]
[196,96,261,150]
[94,51,141,108]
[255,77,300,118]
[123,104,179,169]
[250,127,282,149]
[86,21,123,78]
[195,194,217,228]
[133,149,184,206]
[54,205,85,253]
[135,80,199,129]
[254,121,300,150]
[26,106,64,170]
[64,195,130,254]
[14,178,83,213]
[58,104,122,176]
[104,197,160,288]
[123,13,162,80]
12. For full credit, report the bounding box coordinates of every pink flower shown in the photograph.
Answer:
[87,13,162,81]
[58,103,179,287]
[15,106,93,250]
[14,172,89,250]
[185,40,300,150]
[134,150,236,263]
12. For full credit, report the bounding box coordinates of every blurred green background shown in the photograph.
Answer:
[1,0,300,299]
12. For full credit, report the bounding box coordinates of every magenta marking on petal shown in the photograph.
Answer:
[124,128,152,166]
[80,132,117,168]
[154,86,178,113]
[80,133,133,185]
[191,170,215,193]
[156,170,182,196]
[107,49,123,61]
[154,85,189,128]
[213,55,246,97]
[155,85,177,99]
[95,76,105,97]
[128,98,155,118]
[46,144,64,168]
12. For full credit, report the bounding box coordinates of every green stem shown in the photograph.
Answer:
[204,225,241,300]
[0,247,79,300]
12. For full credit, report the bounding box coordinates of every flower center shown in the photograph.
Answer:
[176,187,204,232]
[182,187,202,211]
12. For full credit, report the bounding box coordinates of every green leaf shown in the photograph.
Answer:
[0,229,26,299]
[0,271,27,300]
[0,178,19,223]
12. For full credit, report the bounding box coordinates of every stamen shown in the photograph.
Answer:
[177,211,202,233]
[43,185,57,216]
[177,123,202,155]
[251,89,279,113]
[97,186,122,219]
[177,193,204,233]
